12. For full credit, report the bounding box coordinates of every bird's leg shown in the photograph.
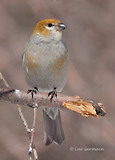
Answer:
[48,87,57,102]
[27,87,39,99]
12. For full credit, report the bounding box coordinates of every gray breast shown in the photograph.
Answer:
[23,39,68,92]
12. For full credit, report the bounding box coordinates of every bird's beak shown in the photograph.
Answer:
[58,23,67,31]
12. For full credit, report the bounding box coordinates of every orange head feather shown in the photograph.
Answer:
[32,19,66,37]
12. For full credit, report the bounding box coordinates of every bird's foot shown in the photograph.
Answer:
[48,87,57,102]
[27,87,39,99]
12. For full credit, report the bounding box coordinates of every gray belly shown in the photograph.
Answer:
[25,62,68,92]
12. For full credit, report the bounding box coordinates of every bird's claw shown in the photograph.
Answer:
[27,87,39,99]
[48,88,57,102]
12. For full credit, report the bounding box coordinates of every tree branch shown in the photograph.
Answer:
[0,87,106,118]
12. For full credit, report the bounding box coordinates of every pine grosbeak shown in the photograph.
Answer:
[22,19,68,145]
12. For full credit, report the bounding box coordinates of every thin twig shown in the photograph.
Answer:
[33,147,39,160]
[17,104,31,138]
[29,104,38,160]
[17,104,39,160]
[0,72,9,87]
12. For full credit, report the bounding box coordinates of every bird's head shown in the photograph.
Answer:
[32,19,66,42]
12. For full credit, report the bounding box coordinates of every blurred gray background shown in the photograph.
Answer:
[0,0,115,159]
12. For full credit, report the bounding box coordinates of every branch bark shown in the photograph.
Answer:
[0,87,106,118]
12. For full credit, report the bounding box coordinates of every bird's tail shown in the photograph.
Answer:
[43,108,65,145]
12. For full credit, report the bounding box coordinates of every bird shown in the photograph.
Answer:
[22,19,68,145]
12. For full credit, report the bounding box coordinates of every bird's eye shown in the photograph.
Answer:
[48,23,53,27]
